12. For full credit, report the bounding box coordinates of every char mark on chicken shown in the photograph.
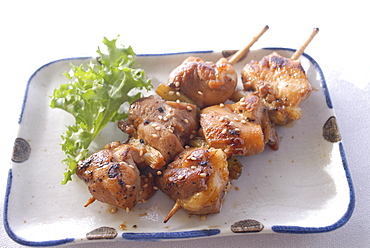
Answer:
[118,95,198,163]
[241,52,312,126]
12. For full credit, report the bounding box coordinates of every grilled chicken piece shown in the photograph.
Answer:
[118,95,198,163]
[241,52,312,126]
[188,137,244,180]
[76,141,160,211]
[157,57,237,109]
[200,94,278,157]
[156,147,230,221]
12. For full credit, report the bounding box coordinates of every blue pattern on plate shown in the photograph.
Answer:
[122,229,221,241]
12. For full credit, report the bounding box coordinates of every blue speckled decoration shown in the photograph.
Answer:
[122,229,221,241]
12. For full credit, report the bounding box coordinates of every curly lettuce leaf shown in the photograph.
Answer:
[50,37,152,184]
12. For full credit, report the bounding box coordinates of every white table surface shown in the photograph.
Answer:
[1,1,369,247]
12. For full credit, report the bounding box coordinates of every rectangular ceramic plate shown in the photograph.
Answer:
[4,48,354,247]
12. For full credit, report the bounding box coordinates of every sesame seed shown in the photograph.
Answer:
[219,103,225,107]
[176,91,181,96]
[234,117,240,122]
[139,150,144,156]
[185,145,190,149]
[221,128,227,134]
[163,116,168,121]
[190,156,197,161]
[235,128,241,132]
[175,81,180,87]
[152,134,159,138]
[157,171,162,175]
[200,215,207,221]
[241,120,247,124]
[153,186,159,190]
[126,185,132,188]
[151,123,158,127]
[155,126,161,131]
[143,183,148,188]
[177,175,184,180]
[184,118,189,124]
[126,207,130,213]
[176,99,180,103]
[110,207,118,213]
[200,173,207,177]
[168,91,175,95]
[191,165,197,169]
[186,106,193,111]
[219,116,225,121]
[197,91,203,95]
[128,164,135,169]
[240,97,245,102]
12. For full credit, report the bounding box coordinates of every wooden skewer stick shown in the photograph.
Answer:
[291,28,319,60]
[84,197,96,207]
[164,199,181,223]
[228,25,270,65]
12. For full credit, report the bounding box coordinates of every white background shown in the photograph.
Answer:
[1,1,369,247]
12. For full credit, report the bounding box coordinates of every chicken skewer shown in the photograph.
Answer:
[156,27,270,222]
[156,25,269,109]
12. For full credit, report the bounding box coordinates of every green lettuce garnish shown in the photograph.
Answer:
[50,37,152,184]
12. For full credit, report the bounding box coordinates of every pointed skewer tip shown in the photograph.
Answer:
[163,200,181,223]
